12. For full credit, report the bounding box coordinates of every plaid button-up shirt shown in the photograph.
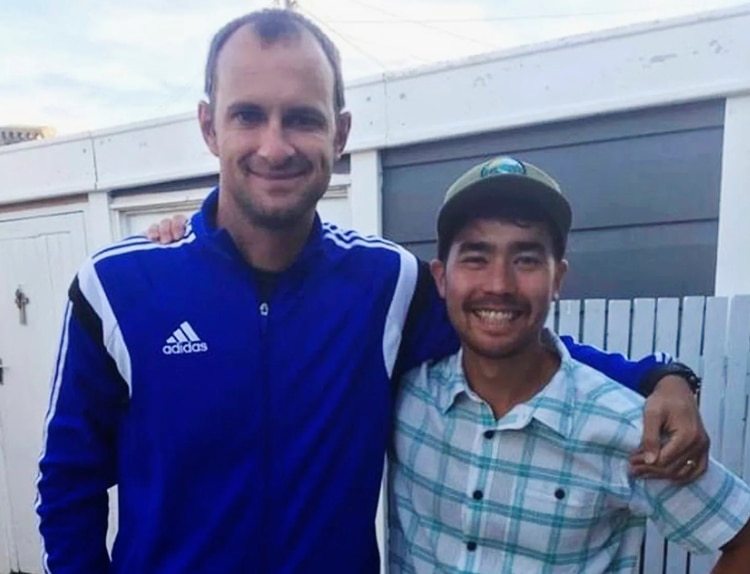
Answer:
[389,330,750,573]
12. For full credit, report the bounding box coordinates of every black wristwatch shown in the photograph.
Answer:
[639,362,701,398]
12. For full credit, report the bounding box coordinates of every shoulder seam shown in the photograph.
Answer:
[567,361,644,426]
[91,232,197,264]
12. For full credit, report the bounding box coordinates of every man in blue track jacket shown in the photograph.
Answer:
[37,9,707,574]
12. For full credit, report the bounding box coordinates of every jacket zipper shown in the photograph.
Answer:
[259,299,271,572]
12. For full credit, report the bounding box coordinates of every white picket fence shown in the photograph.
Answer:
[546,296,750,574]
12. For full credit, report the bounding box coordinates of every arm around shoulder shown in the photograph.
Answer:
[563,336,708,480]
[561,335,674,394]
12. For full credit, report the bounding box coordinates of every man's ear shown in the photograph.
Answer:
[334,111,352,158]
[553,259,569,299]
[198,100,219,157]
[429,258,447,299]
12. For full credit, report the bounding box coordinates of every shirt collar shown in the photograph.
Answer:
[524,332,577,438]
[434,350,470,415]
[437,329,577,439]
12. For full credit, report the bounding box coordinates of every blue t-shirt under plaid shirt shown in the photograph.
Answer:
[389,330,750,573]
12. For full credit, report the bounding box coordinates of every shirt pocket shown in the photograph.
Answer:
[508,482,603,564]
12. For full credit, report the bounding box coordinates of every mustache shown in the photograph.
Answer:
[243,155,312,177]
[463,295,530,312]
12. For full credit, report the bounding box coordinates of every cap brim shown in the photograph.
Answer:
[437,174,572,242]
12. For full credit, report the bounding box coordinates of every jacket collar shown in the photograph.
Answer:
[192,187,326,274]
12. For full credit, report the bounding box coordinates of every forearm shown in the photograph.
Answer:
[713,548,750,573]
[712,520,750,573]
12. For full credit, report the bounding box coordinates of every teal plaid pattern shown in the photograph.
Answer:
[388,330,750,573]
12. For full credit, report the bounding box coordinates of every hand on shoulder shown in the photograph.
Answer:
[145,214,188,244]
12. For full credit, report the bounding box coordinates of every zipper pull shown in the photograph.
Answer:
[259,302,269,316]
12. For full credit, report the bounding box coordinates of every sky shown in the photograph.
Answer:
[0,0,747,136]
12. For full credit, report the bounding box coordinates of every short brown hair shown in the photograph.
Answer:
[204,9,345,112]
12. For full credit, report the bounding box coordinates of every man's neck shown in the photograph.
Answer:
[216,197,314,272]
[462,337,561,420]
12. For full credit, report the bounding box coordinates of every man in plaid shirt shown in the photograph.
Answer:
[389,156,750,573]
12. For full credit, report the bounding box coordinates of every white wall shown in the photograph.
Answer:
[93,116,218,191]
[0,135,95,204]
[349,150,381,236]
[350,5,750,149]
[715,93,750,296]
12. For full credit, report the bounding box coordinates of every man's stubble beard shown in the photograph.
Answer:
[234,180,328,231]
[464,316,549,362]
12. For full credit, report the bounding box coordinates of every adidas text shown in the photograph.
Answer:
[162,342,208,355]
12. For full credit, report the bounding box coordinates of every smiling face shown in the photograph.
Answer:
[199,23,350,230]
[431,218,567,360]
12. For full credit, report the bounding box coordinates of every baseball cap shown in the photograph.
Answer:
[436,156,572,257]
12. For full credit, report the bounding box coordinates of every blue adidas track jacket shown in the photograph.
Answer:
[36,189,670,574]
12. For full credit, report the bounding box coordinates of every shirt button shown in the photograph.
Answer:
[483,430,495,439]
[466,541,477,552]
[472,490,484,500]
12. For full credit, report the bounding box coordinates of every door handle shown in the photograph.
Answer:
[0,357,4,385]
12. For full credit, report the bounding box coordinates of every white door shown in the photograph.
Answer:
[0,212,87,574]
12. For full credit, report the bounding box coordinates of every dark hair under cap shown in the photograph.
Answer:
[437,196,565,262]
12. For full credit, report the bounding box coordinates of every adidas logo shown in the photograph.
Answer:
[162,321,209,355]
